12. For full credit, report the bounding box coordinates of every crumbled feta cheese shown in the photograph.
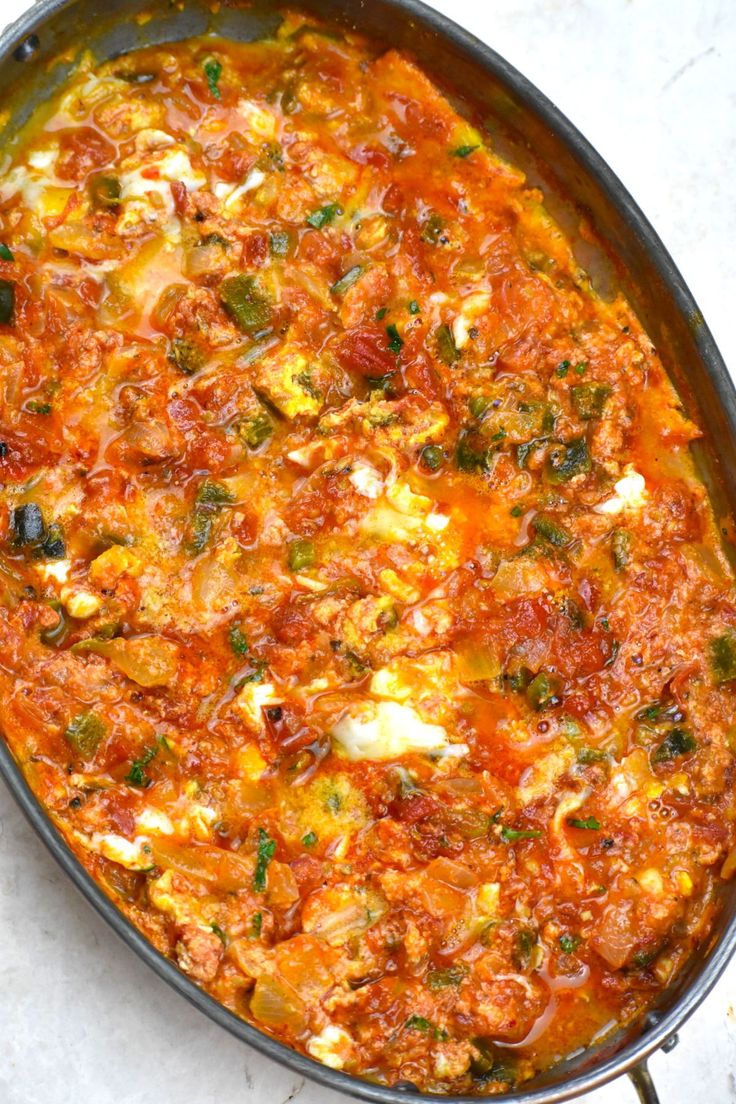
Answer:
[236,99,278,140]
[136,807,175,836]
[348,459,384,499]
[331,700,452,760]
[306,1025,354,1070]
[61,587,103,619]
[235,680,280,728]
[35,558,71,585]
[86,832,151,870]
[215,168,266,209]
[451,290,490,350]
[27,146,58,171]
[593,466,647,515]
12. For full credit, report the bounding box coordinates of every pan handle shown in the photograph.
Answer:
[628,1061,660,1104]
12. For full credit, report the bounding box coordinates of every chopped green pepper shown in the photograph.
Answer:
[555,360,570,378]
[455,429,489,473]
[436,322,459,365]
[710,630,736,684]
[527,670,563,710]
[652,727,696,763]
[239,410,273,450]
[426,964,468,989]
[220,275,272,334]
[0,243,14,261]
[89,173,121,209]
[0,279,15,325]
[611,527,632,571]
[545,437,591,483]
[302,831,317,847]
[288,538,315,571]
[12,503,44,545]
[269,230,291,257]
[330,264,363,296]
[168,337,205,375]
[419,444,444,471]
[64,712,105,759]
[571,382,611,420]
[26,400,52,415]
[408,299,420,314]
[196,480,235,506]
[532,513,571,547]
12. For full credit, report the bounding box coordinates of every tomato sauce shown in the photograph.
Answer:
[1,10,735,1093]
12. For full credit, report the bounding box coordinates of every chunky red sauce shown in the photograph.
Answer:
[1,11,736,1093]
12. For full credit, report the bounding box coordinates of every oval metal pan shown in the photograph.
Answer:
[0,2,734,1102]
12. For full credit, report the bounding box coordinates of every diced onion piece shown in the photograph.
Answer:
[250,976,306,1032]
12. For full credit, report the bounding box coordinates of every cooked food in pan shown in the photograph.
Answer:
[1,11,735,1094]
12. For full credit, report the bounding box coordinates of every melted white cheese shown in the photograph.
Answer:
[331,700,452,760]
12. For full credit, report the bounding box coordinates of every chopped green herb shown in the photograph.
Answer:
[559,933,582,955]
[408,299,420,314]
[527,670,563,711]
[470,1039,517,1084]
[238,659,268,686]
[288,538,315,572]
[0,243,14,261]
[510,504,523,517]
[26,400,52,415]
[419,444,444,471]
[330,264,364,297]
[64,712,105,759]
[501,826,542,842]
[555,360,570,378]
[405,1014,432,1032]
[567,816,601,830]
[250,911,263,938]
[436,322,459,365]
[386,323,403,355]
[125,741,160,787]
[652,727,696,764]
[203,57,222,99]
[710,631,736,684]
[253,828,276,892]
[574,361,588,375]
[210,922,228,945]
[220,274,272,334]
[545,437,591,484]
[452,143,480,158]
[228,624,249,656]
[302,831,317,847]
[306,202,342,229]
[375,306,388,320]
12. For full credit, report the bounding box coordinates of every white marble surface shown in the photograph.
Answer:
[1,1,735,1101]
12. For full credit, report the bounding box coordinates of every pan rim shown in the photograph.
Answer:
[1,1,735,1101]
